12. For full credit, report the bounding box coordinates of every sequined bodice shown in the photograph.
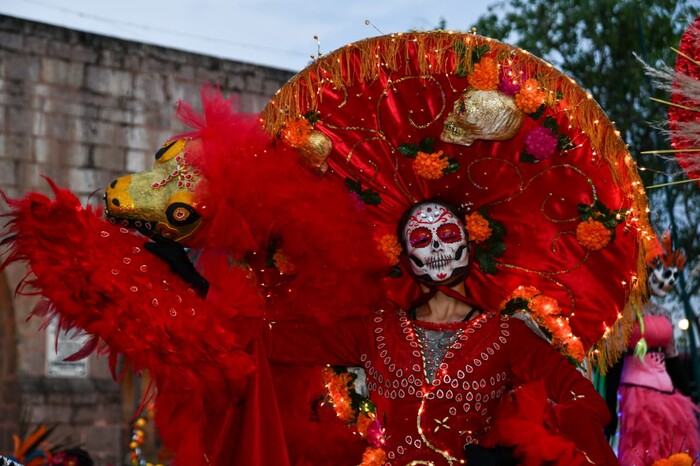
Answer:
[360,309,513,465]
[414,325,463,383]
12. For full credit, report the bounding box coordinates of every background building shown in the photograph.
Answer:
[0,14,293,465]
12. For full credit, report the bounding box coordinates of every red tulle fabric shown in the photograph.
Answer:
[669,16,700,187]
[483,381,599,466]
[175,89,387,324]
[0,181,280,466]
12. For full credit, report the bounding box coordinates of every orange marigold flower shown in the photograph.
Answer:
[529,295,560,317]
[469,56,499,91]
[652,460,673,466]
[356,412,374,437]
[272,251,296,275]
[335,399,355,423]
[576,218,612,251]
[510,285,540,300]
[377,234,402,266]
[668,453,693,466]
[566,338,586,362]
[515,78,546,113]
[548,316,570,341]
[281,117,313,148]
[464,212,492,243]
[414,150,448,180]
[361,447,387,466]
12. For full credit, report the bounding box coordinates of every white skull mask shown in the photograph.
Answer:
[402,202,470,283]
[648,262,679,297]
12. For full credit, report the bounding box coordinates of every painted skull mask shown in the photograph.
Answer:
[648,261,679,298]
[401,201,470,284]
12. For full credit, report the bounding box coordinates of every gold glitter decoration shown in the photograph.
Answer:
[297,129,332,173]
[440,89,524,146]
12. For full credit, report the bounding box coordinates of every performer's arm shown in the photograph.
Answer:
[509,319,618,465]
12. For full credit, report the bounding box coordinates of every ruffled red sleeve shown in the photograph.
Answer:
[484,318,619,465]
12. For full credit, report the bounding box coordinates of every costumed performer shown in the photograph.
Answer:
[267,199,619,465]
[616,234,700,466]
[2,29,654,466]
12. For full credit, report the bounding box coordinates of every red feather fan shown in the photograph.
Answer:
[1,180,266,465]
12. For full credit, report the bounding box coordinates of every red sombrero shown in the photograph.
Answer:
[261,31,653,368]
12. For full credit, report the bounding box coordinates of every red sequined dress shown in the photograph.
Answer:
[269,306,618,465]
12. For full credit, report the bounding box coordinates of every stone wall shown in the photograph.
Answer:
[0,14,294,464]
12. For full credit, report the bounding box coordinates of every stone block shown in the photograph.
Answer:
[15,160,41,191]
[45,113,75,141]
[75,119,116,145]
[24,36,48,55]
[84,425,122,455]
[85,66,134,97]
[0,159,16,186]
[226,73,246,91]
[244,73,264,94]
[126,126,158,151]
[0,32,23,51]
[33,137,55,164]
[40,57,84,88]
[94,145,125,171]
[47,41,72,60]
[134,74,165,102]
[71,44,98,63]
[126,149,151,173]
[6,106,32,134]
[68,167,104,193]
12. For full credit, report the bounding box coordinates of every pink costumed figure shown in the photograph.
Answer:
[617,233,700,465]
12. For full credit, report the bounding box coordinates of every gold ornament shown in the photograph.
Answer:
[440,89,524,147]
[297,129,332,173]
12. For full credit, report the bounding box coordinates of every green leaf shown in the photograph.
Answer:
[491,221,506,237]
[593,200,612,216]
[398,143,419,157]
[389,266,403,278]
[303,111,320,124]
[557,134,575,151]
[456,65,470,78]
[471,45,490,63]
[345,178,362,193]
[577,203,592,221]
[520,151,538,163]
[543,116,559,132]
[360,189,382,206]
[418,137,435,153]
[529,104,546,120]
[443,158,461,174]
[478,254,497,275]
[489,242,507,257]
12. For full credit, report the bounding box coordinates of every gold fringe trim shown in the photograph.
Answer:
[262,31,652,371]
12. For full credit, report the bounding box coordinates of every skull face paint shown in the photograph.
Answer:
[402,202,470,283]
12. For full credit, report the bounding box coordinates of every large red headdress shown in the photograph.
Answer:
[261,31,653,367]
